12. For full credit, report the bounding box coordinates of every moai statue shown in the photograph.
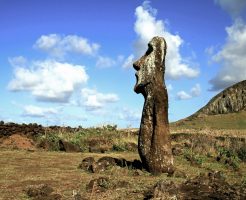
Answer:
[133,36,174,174]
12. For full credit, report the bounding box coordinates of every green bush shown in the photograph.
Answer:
[217,147,240,170]
[237,147,246,162]
[184,149,204,166]
[112,144,126,152]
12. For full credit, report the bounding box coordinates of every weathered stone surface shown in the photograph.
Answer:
[78,156,143,173]
[133,36,174,174]
[78,157,95,172]
[194,80,246,116]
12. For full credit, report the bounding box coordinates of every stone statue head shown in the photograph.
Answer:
[133,36,166,96]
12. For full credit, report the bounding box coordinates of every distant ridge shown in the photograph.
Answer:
[171,80,246,130]
[192,80,246,117]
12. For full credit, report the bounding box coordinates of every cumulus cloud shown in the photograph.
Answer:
[176,84,201,100]
[8,58,89,102]
[34,34,100,57]
[23,105,58,118]
[215,0,246,17]
[209,19,246,91]
[130,1,199,79]
[81,88,119,111]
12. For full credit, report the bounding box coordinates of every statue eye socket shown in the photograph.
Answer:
[145,44,153,56]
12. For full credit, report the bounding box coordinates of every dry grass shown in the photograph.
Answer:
[171,111,246,130]
[0,145,245,200]
[0,123,245,199]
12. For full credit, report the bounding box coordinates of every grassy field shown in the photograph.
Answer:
[171,111,246,130]
[0,126,245,199]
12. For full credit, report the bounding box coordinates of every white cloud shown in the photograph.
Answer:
[209,19,246,91]
[8,56,27,67]
[96,56,116,68]
[176,83,201,100]
[34,34,100,57]
[133,1,199,79]
[118,107,141,122]
[8,59,89,102]
[176,91,192,100]
[190,84,201,97]
[122,54,134,69]
[215,0,246,17]
[23,105,58,118]
[81,88,119,111]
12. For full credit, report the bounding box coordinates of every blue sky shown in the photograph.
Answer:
[0,0,246,127]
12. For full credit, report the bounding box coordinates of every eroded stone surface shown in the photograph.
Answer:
[133,36,174,174]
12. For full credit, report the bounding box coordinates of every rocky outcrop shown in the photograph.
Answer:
[133,36,174,174]
[194,80,246,116]
[0,122,44,138]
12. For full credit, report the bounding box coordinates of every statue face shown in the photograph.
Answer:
[133,37,166,94]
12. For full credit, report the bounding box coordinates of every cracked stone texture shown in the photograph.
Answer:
[133,36,174,174]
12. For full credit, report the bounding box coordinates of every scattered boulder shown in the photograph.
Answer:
[146,171,246,199]
[92,156,117,173]
[88,139,112,153]
[86,177,110,193]
[25,184,62,200]
[78,156,143,173]
[58,139,81,152]
[78,157,95,172]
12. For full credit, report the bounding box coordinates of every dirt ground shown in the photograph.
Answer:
[0,134,36,150]
[0,149,245,200]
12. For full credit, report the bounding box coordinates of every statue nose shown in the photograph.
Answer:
[133,61,140,71]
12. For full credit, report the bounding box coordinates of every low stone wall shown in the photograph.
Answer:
[0,121,44,137]
[0,121,84,138]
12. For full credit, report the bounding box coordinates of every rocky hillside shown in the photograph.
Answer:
[171,80,246,129]
[193,80,246,117]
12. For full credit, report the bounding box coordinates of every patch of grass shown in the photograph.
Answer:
[171,111,246,130]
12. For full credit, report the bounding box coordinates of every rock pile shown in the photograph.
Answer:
[78,156,142,173]
[0,122,44,137]
[146,171,246,200]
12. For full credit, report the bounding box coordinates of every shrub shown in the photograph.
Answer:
[237,147,246,162]
[184,149,204,166]
[112,144,126,152]
[217,147,240,170]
